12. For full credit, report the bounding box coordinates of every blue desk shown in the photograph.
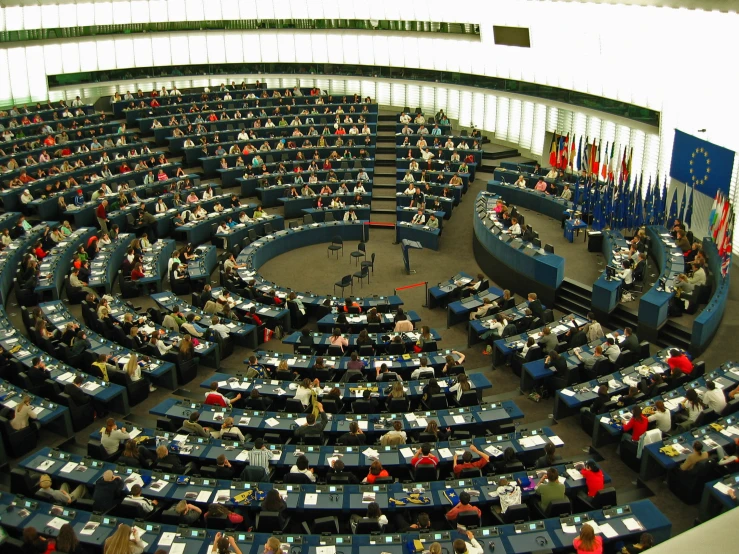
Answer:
[134,239,176,292]
[395,207,445,230]
[279,192,371,218]
[692,238,729,354]
[150,397,525,438]
[427,272,474,309]
[282,329,442,354]
[473,191,565,307]
[446,288,504,329]
[486,180,575,221]
[316,310,421,333]
[302,206,371,223]
[87,232,134,292]
[640,414,739,481]
[699,472,739,521]
[395,222,441,251]
[35,228,96,301]
[396,193,454,218]
[211,286,290,330]
[397,156,478,182]
[214,215,286,252]
[187,245,218,285]
[174,204,258,245]
[396,181,463,204]
[0,223,48,304]
[150,292,259,350]
[591,230,630,316]
[638,226,683,342]
[0,377,73,439]
[239,169,375,198]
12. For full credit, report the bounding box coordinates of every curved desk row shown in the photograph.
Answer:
[149,292,259,351]
[302,205,371,224]
[397,156,479,181]
[396,193,454,219]
[0,224,49,306]
[257,180,373,208]
[213,215,286,252]
[40,300,179,391]
[280,193,371,219]
[0,489,669,554]
[131,96,379,127]
[200,372,490,405]
[692,237,730,354]
[238,169,373,197]
[137,239,177,291]
[638,226,684,342]
[282,329,442,354]
[473,191,565,307]
[486,180,574,222]
[187,245,218,286]
[88,232,134,292]
[316,309,421,333]
[208,286,291,330]
[396,221,442,251]
[591,230,630,316]
[150,397,523,438]
[221,159,373,187]
[35,228,97,301]
[200,145,376,176]
[244,349,464,380]
[396,169,469,192]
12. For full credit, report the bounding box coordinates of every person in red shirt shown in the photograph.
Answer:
[576,460,604,497]
[96,200,108,234]
[130,262,145,281]
[150,98,160,108]
[246,306,263,326]
[269,289,283,305]
[34,242,47,260]
[119,163,131,174]
[452,444,490,476]
[18,169,35,183]
[336,127,346,136]
[411,444,439,468]
[667,349,693,377]
[343,298,362,313]
[208,113,218,122]
[364,460,390,484]
[573,523,602,554]
[445,491,482,521]
[622,406,648,442]
[44,135,55,147]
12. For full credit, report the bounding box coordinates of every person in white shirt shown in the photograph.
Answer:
[71,96,84,107]
[403,171,415,183]
[155,198,167,213]
[421,148,434,161]
[124,484,156,513]
[210,316,231,338]
[687,263,706,286]
[648,400,672,433]
[602,337,621,362]
[617,260,633,285]
[561,184,572,200]
[508,217,521,236]
[514,175,527,188]
[411,210,426,225]
[701,381,727,415]
[344,208,358,221]
[291,455,317,482]
[399,113,411,124]
[404,183,416,195]
[353,183,366,194]
[411,358,435,380]
[545,168,558,179]
[294,378,320,408]
[455,531,485,554]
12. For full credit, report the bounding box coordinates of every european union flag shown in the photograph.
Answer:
[670,130,735,200]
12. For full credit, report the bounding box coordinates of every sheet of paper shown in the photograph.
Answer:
[560,388,576,397]
[714,482,733,495]
[295,417,307,426]
[158,532,176,546]
[128,428,142,439]
[196,490,212,503]
[438,448,453,459]
[453,415,465,424]
[316,547,336,554]
[265,417,279,427]
[400,447,414,458]
[36,459,55,471]
[622,518,643,532]
[47,517,67,530]
[599,523,618,539]
[485,445,503,457]
[174,434,189,443]
[304,493,318,506]
[549,435,564,446]
[561,523,577,534]
[215,490,231,503]
[235,450,249,462]
[31,406,45,415]
[79,522,99,536]
[519,437,534,448]
[149,480,168,492]
[415,417,428,428]
[363,448,379,458]
[170,543,186,554]
[405,413,417,422]
[358,420,368,431]
[567,468,584,481]
[60,461,79,473]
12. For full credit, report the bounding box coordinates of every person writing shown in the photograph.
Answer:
[573,523,602,554]
[452,444,490,475]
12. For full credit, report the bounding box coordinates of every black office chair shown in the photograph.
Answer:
[334,275,352,296]
[421,341,437,353]
[352,400,373,414]
[361,253,376,275]
[205,514,230,530]
[255,510,290,532]
[328,236,343,258]
[577,487,617,511]
[411,463,439,481]
[283,472,313,484]
[386,397,409,413]
[541,498,572,518]
[327,345,344,356]
[353,266,370,287]
[456,511,481,529]
[302,516,340,534]
[457,467,483,479]
[353,518,383,534]
[350,242,367,265]
[284,398,306,413]
[492,503,529,524]
[423,393,448,410]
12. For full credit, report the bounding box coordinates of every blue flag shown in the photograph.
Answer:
[684,183,694,228]
[644,176,653,226]
[667,187,678,223]
[659,176,669,225]
[670,130,735,200]
[678,185,686,224]
[576,136,583,172]
[634,176,644,228]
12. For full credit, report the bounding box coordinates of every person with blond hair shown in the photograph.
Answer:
[104,523,145,554]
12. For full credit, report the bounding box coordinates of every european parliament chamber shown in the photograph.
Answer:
[0,2,737,554]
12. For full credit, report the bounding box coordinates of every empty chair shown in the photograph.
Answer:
[327,236,343,258]
[544,244,555,254]
[456,511,481,529]
[353,266,370,287]
[255,510,290,533]
[494,503,530,524]
[361,253,376,275]
[324,212,335,222]
[350,243,367,265]
[334,275,353,296]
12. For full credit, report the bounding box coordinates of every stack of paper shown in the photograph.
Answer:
[400,447,414,458]
[561,523,577,534]
[158,533,176,546]
[295,417,308,426]
[566,468,584,481]
[265,417,279,427]
[239,416,251,426]
[549,436,564,446]
[362,492,376,503]
[713,482,733,495]
[235,451,249,462]
[560,389,576,397]
[438,448,453,459]
[363,447,379,459]
[124,473,144,491]
[60,461,79,473]
[599,523,618,538]
[453,415,466,424]
[304,493,318,506]
[79,521,99,536]
[149,480,168,492]
[47,517,67,530]
[215,490,231,503]
[36,459,55,471]
[485,445,504,458]
[622,518,643,532]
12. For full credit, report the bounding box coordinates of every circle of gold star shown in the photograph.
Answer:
[688,148,710,186]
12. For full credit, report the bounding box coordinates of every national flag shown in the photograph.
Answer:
[634,175,644,228]
[561,133,570,169]
[548,132,558,167]
[576,136,583,172]
[607,143,617,181]
[592,139,600,176]
[684,183,694,228]
[709,191,721,234]
[569,134,576,169]
[716,197,730,245]
[720,209,734,257]
[557,134,566,168]
[626,147,633,181]
[644,175,653,226]
[721,251,731,278]
[668,186,679,223]
[600,141,609,179]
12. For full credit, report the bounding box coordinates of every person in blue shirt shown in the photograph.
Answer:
[226,216,237,228]
[73,188,85,207]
